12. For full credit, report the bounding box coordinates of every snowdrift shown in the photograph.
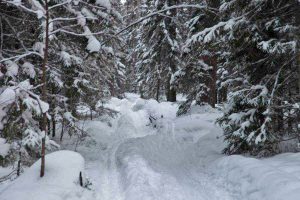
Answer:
[0,150,90,200]
[211,153,300,200]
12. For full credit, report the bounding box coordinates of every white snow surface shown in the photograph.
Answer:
[0,138,10,157]
[1,93,300,200]
[0,150,91,200]
[65,93,300,200]
[96,0,111,10]
[22,62,36,78]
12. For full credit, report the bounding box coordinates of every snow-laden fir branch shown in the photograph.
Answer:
[0,52,43,63]
[101,4,218,45]
[50,29,105,36]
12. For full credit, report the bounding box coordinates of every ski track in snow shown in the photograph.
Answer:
[79,94,238,200]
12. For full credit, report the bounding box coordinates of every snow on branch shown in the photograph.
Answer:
[101,4,217,46]
[0,52,43,63]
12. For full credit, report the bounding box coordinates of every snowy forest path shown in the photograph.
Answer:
[83,96,239,200]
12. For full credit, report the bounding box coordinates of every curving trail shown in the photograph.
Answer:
[79,94,238,200]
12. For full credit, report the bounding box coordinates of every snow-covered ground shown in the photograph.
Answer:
[0,150,93,200]
[1,93,300,200]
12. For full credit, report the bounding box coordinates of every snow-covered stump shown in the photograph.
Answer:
[0,150,90,200]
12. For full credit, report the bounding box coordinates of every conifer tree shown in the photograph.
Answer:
[134,0,181,101]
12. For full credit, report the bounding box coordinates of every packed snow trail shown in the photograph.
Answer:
[2,94,300,200]
[76,94,238,200]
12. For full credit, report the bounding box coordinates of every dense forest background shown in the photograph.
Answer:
[0,0,299,169]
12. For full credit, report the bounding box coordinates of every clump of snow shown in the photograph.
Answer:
[60,50,83,67]
[101,45,114,55]
[0,87,16,130]
[0,88,16,106]
[22,62,36,78]
[4,61,18,78]
[97,10,109,19]
[76,11,86,27]
[81,8,97,20]
[33,42,45,57]
[60,51,72,66]
[0,138,10,157]
[83,26,100,53]
[96,0,111,10]
[12,0,21,6]
[0,151,91,200]
[22,129,59,153]
[131,98,177,119]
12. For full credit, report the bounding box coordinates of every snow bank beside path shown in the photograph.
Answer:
[210,154,300,200]
[0,150,92,200]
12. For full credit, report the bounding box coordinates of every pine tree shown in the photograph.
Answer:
[0,0,124,169]
[134,0,181,101]
[206,0,299,155]
[175,0,221,115]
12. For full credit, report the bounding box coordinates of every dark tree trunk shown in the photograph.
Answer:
[156,78,160,101]
[296,0,300,94]
[17,152,21,176]
[40,0,49,178]
[140,81,145,99]
[52,113,55,137]
[79,171,83,187]
[209,57,217,108]
[168,88,177,102]
[166,74,176,102]
[60,118,64,142]
[47,119,51,135]
[165,75,176,102]
[165,0,177,102]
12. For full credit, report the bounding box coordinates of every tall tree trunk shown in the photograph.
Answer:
[52,113,56,137]
[47,118,51,135]
[210,56,217,108]
[90,108,93,120]
[296,0,300,95]
[298,53,300,94]
[60,118,64,142]
[139,81,144,99]
[165,0,177,102]
[156,77,160,101]
[166,74,176,102]
[40,0,49,178]
[168,88,177,102]
[17,151,21,176]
